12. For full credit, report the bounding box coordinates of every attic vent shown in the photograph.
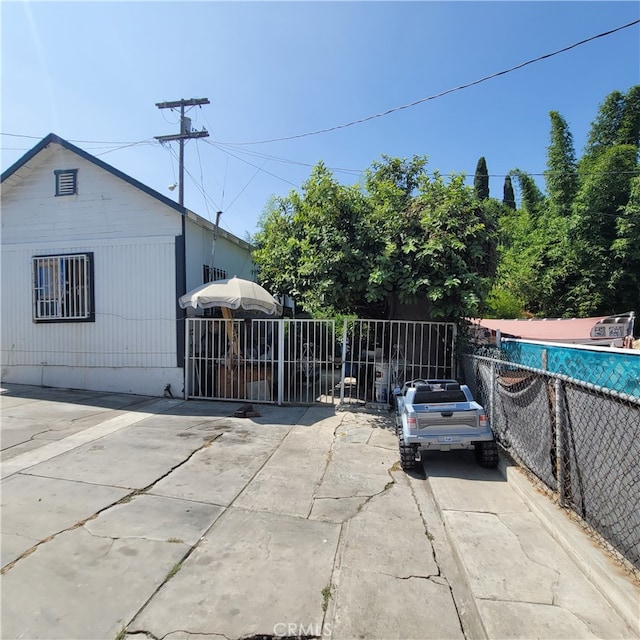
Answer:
[54,169,78,196]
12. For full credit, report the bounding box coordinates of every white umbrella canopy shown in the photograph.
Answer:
[179,276,282,316]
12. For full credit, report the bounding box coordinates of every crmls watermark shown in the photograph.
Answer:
[273,622,332,637]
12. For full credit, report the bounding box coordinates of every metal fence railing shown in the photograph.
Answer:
[185,318,456,407]
[462,350,640,577]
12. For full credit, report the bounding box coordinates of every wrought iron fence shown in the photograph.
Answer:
[185,318,456,407]
[462,350,640,577]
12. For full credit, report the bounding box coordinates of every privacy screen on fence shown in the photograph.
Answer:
[463,350,640,578]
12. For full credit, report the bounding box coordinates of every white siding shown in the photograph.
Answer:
[184,217,254,292]
[1,142,184,396]
[1,239,181,395]
[1,146,181,244]
[1,140,254,397]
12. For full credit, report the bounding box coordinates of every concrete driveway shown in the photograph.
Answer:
[1,384,637,640]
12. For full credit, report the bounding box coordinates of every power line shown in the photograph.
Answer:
[213,141,363,176]
[0,132,157,145]
[225,159,269,213]
[208,142,300,188]
[218,19,640,146]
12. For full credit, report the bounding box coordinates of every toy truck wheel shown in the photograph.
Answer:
[399,431,418,471]
[475,440,499,468]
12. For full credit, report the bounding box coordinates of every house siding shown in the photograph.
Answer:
[1,145,184,396]
[184,216,254,292]
[1,146,182,243]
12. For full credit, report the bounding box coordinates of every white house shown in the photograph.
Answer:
[1,133,254,397]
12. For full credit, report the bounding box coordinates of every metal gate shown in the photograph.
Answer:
[185,317,456,406]
[338,319,457,406]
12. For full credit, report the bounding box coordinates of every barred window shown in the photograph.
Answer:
[54,169,78,196]
[32,253,94,322]
[203,265,227,283]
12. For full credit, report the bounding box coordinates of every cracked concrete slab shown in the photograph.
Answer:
[295,405,342,427]
[336,473,439,579]
[327,470,465,639]
[330,568,464,639]
[477,599,625,640]
[85,494,223,546]
[1,473,129,567]
[498,511,638,639]
[125,634,227,640]
[315,440,397,499]
[3,385,638,640]
[1,415,66,449]
[444,510,562,604]
[233,421,337,517]
[164,400,311,425]
[434,465,638,639]
[18,425,210,489]
[149,426,289,506]
[130,507,340,639]
[1,400,177,479]
[1,526,189,640]
[367,423,398,450]
[309,495,369,522]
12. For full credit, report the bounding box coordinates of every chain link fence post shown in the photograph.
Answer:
[554,378,566,507]
[489,358,496,428]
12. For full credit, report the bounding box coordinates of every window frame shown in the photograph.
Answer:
[203,264,227,283]
[32,252,95,323]
[54,169,78,196]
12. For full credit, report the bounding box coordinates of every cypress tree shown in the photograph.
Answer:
[473,156,489,200]
[502,175,516,209]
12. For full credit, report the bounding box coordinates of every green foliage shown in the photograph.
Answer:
[254,87,639,321]
[584,86,640,156]
[611,175,640,311]
[502,175,516,209]
[473,156,490,200]
[496,86,640,318]
[545,111,577,217]
[485,285,525,319]
[252,156,498,320]
[510,169,545,214]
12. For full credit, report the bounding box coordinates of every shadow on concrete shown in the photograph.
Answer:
[420,449,507,483]
[1,383,392,428]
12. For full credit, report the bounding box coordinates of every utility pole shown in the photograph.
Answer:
[155,98,210,206]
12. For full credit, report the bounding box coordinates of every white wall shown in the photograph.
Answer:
[184,216,254,293]
[1,144,184,397]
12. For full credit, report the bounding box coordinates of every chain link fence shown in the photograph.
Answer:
[462,347,640,578]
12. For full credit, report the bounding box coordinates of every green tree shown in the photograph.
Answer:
[545,111,577,217]
[611,175,640,311]
[488,87,640,318]
[253,165,376,317]
[253,156,498,320]
[502,175,516,209]
[584,86,640,156]
[473,156,489,200]
[618,85,640,147]
[511,169,545,214]
[567,145,640,315]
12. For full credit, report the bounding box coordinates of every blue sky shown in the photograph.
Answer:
[2,1,639,240]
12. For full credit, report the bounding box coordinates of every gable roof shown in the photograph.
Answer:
[1,133,186,216]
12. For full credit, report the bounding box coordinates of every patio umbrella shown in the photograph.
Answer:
[179,277,282,316]
[179,277,282,363]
